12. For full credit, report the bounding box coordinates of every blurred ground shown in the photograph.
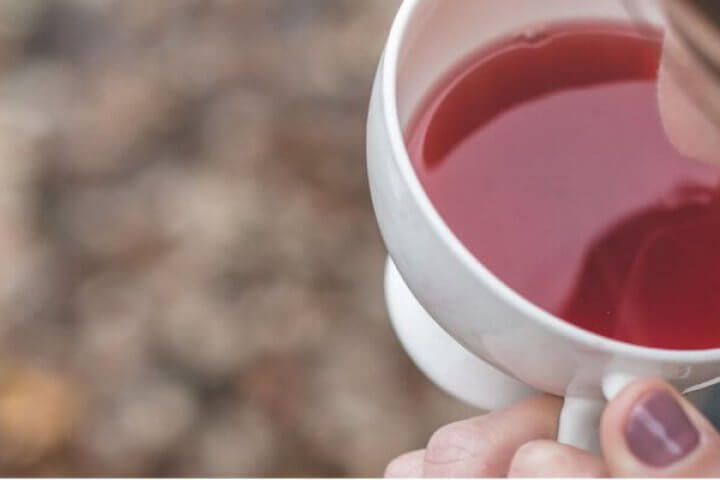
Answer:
[0,0,476,476]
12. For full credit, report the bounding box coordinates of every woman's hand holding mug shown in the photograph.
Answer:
[386,379,720,477]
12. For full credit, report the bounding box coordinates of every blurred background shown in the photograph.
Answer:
[0,0,478,476]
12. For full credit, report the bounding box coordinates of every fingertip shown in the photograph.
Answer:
[601,379,720,476]
[509,439,607,478]
[508,440,549,477]
[600,378,676,451]
[384,449,425,478]
[601,378,672,437]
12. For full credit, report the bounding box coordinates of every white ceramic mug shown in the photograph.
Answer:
[367,0,720,453]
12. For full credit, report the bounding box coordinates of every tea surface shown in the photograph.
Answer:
[407,23,720,349]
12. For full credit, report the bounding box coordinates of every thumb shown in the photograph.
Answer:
[601,379,720,477]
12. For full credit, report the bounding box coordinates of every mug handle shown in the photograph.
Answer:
[557,373,638,454]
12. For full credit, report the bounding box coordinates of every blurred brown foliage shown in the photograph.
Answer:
[0,0,475,476]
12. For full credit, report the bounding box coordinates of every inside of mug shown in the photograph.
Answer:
[393,0,664,130]
[386,1,720,351]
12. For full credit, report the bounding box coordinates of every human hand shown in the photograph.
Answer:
[385,379,720,477]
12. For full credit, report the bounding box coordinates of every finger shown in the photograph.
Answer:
[385,449,424,477]
[508,439,608,477]
[423,394,562,477]
[601,378,720,477]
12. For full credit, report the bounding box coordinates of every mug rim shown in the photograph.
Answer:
[380,0,720,363]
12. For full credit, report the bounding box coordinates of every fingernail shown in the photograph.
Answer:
[625,390,700,468]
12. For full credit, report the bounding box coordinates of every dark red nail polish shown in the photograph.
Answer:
[625,391,700,468]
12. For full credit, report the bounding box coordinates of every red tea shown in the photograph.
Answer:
[407,23,720,350]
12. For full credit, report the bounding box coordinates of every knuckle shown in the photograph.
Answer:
[384,457,408,477]
[425,418,494,470]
